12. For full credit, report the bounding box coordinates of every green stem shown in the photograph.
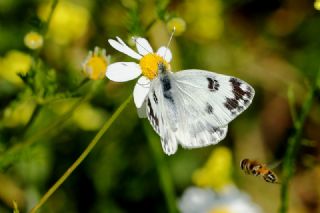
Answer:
[145,18,157,32]
[23,104,41,132]
[279,87,316,213]
[29,95,132,213]
[143,122,178,213]
[43,0,59,36]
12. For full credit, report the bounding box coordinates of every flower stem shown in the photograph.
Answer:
[279,72,320,213]
[29,95,132,213]
[43,0,59,36]
[143,122,178,213]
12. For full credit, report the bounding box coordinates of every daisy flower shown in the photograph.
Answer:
[106,37,172,117]
[83,47,110,80]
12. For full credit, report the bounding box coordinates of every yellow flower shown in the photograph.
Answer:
[3,100,36,127]
[192,147,233,190]
[72,103,107,131]
[0,50,32,85]
[167,17,186,36]
[38,0,90,45]
[179,0,224,40]
[82,47,110,80]
[315,0,320,10]
[24,31,44,50]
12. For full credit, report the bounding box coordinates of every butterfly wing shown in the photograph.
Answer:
[172,69,254,149]
[146,78,178,155]
[146,69,254,154]
[173,69,255,127]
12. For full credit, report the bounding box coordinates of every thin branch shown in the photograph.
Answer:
[29,95,132,213]
[279,71,320,213]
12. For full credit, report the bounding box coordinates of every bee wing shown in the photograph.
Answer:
[267,160,282,170]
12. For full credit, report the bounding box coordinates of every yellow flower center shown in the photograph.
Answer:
[139,53,169,80]
[24,32,44,50]
[85,56,108,80]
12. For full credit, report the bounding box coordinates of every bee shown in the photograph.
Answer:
[240,158,279,184]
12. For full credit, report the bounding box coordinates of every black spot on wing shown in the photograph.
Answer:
[224,78,253,114]
[153,90,158,104]
[230,78,252,101]
[206,77,220,92]
[147,98,159,132]
[206,103,214,114]
[224,98,238,112]
[211,127,224,137]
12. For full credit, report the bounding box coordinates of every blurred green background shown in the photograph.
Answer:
[0,0,320,212]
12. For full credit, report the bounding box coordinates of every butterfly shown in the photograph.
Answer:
[106,36,255,155]
[145,62,254,155]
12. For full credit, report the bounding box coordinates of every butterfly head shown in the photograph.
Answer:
[139,53,169,80]
[158,61,168,74]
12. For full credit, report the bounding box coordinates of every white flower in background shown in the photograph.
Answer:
[179,186,262,213]
[106,37,172,117]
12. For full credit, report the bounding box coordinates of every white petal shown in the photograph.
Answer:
[134,37,153,56]
[106,62,141,82]
[133,76,150,108]
[108,37,142,60]
[137,101,147,118]
[157,46,172,62]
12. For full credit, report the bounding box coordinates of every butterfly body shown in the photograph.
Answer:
[145,62,254,155]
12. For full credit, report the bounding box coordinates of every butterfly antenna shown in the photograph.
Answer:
[132,37,153,55]
[163,27,175,60]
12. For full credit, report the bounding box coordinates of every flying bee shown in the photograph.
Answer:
[240,158,280,184]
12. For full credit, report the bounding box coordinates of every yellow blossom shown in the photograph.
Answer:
[3,100,36,127]
[82,47,109,80]
[0,50,32,85]
[24,31,44,50]
[179,0,224,40]
[193,147,233,190]
[38,0,90,45]
[315,0,320,10]
[167,17,186,36]
[72,103,107,131]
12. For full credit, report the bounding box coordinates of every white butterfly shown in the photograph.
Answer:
[106,37,254,155]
